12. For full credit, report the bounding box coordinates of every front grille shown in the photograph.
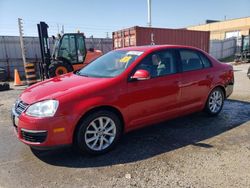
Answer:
[15,100,28,116]
[21,130,47,143]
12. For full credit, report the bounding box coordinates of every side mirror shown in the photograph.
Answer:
[131,69,150,81]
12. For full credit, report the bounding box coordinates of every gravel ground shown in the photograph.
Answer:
[0,63,250,188]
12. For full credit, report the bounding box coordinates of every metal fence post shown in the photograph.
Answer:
[18,18,27,67]
[2,36,10,80]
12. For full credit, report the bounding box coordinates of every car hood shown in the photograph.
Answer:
[20,73,111,104]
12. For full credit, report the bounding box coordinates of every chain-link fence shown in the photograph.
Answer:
[210,37,237,60]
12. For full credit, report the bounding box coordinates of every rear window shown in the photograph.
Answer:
[199,52,212,68]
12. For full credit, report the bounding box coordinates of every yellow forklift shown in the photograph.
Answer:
[37,22,102,79]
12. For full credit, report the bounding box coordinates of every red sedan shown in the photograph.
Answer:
[12,45,234,155]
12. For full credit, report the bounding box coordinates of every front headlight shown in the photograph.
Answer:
[26,100,59,117]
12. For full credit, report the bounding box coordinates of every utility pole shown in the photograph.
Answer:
[57,23,59,34]
[147,0,152,27]
[18,18,26,66]
[61,25,64,34]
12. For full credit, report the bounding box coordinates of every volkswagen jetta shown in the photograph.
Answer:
[11,45,234,155]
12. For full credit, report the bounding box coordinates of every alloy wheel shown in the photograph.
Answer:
[84,116,116,151]
[208,90,223,113]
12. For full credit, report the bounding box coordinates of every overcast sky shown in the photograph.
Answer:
[0,0,249,38]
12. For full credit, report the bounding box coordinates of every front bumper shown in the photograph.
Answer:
[11,107,74,147]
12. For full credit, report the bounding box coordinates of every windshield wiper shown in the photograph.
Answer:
[75,71,89,77]
[80,74,89,77]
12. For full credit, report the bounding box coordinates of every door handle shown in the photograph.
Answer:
[175,81,184,87]
[206,75,211,79]
[174,81,180,85]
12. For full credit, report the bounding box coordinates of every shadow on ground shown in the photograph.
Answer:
[32,99,250,168]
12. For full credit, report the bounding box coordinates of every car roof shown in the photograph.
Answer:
[115,45,203,53]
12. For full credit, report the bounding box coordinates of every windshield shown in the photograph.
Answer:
[77,50,144,78]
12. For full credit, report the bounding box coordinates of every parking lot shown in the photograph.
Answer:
[0,63,250,188]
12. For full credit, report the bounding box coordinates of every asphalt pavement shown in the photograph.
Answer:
[0,63,250,188]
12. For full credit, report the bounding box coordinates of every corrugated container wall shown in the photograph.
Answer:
[113,26,210,52]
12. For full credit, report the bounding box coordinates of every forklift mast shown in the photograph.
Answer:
[37,22,51,80]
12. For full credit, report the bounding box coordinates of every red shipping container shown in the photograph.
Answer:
[113,26,210,52]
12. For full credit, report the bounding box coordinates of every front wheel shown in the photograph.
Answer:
[48,61,73,78]
[75,110,122,155]
[205,87,224,116]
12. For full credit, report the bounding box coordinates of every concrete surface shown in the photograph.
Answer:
[230,63,250,101]
[0,63,250,188]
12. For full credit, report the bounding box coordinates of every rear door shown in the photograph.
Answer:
[178,49,213,112]
[126,49,181,128]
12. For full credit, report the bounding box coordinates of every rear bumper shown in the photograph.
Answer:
[225,84,234,98]
[247,66,250,79]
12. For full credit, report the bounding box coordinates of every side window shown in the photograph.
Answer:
[76,35,86,63]
[157,50,177,76]
[199,52,212,68]
[68,35,77,63]
[59,34,77,63]
[180,50,203,72]
[58,35,69,57]
[135,50,177,78]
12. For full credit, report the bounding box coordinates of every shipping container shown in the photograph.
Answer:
[113,26,210,52]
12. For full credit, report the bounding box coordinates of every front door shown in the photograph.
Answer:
[126,49,181,129]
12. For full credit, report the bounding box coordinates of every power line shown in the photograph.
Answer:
[22,19,130,29]
[0,19,123,38]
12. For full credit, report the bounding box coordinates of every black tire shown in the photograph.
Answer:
[205,87,224,116]
[48,61,73,78]
[0,83,10,91]
[0,68,7,81]
[0,83,4,91]
[74,110,122,155]
[3,83,10,90]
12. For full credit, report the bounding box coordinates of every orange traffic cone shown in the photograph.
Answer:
[14,69,23,86]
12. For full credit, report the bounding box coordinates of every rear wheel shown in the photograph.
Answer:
[205,87,224,116]
[48,61,73,78]
[75,110,122,155]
